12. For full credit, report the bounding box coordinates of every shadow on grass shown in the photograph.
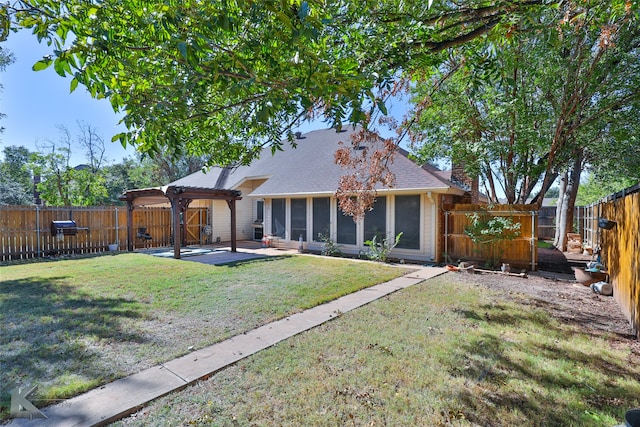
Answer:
[448,304,639,426]
[223,255,292,268]
[0,251,120,267]
[0,276,145,418]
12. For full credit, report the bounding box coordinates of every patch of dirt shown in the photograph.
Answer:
[462,269,640,360]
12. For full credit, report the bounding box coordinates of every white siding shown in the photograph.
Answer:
[210,200,232,242]
[206,181,267,243]
[235,183,257,241]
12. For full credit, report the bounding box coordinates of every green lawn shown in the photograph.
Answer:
[538,239,555,249]
[0,253,407,419]
[115,274,640,427]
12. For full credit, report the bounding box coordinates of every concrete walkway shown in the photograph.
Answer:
[9,266,447,427]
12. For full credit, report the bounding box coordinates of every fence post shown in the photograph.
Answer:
[36,205,41,258]
[115,207,119,247]
[530,210,536,271]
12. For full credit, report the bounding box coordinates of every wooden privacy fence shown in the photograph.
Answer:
[0,205,210,261]
[538,206,556,240]
[444,204,538,270]
[590,184,640,337]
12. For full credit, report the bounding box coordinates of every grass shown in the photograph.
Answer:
[0,252,407,419]
[115,275,640,427]
[538,239,555,249]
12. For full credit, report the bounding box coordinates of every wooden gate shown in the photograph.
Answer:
[444,204,538,270]
[185,207,210,245]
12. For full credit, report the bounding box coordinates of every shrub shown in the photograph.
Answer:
[364,232,403,263]
[318,233,343,257]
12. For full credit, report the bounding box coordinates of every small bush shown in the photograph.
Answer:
[318,233,343,257]
[364,232,403,262]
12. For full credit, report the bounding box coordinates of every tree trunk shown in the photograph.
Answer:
[554,149,584,251]
[554,172,567,248]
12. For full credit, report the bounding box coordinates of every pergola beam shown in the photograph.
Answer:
[119,186,242,259]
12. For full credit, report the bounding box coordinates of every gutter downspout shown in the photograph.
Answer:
[426,192,436,261]
[444,210,449,264]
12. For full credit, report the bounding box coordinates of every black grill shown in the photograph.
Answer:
[51,220,78,236]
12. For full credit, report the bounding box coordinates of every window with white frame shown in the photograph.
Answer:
[291,198,307,241]
[271,198,286,238]
[312,197,331,242]
[395,195,420,249]
[336,203,356,245]
[364,196,386,243]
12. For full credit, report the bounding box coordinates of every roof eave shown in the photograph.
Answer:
[248,186,463,198]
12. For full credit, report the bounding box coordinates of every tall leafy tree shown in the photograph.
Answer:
[410,2,639,204]
[102,157,154,204]
[576,174,638,206]
[0,145,35,205]
[101,153,206,203]
[408,45,555,205]
[408,1,639,249]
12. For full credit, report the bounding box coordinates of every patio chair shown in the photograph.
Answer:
[137,227,152,241]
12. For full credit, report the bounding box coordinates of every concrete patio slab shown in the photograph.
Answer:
[181,250,267,265]
[8,266,447,427]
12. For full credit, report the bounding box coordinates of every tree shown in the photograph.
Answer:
[408,46,555,205]
[553,147,583,249]
[407,2,639,249]
[142,152,207,184]
[75,121,106,173]
[576,174,638,207]
[0,179,32,204]
[410,2,639,208]
[0,145,35,205]
[4,0,551,169]
[101,152,205,203]
[32,124,109,206]
[102,157,154,204]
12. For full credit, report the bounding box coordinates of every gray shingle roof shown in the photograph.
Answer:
[170,127,462,197]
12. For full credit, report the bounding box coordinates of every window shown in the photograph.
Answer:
[364,196,386,243]
[395,195,420,249]
[271,198,286,238]
[337,203,356,245]
[255,200,264,240]
[291,199,307,241]
[312,198,331,242]
[256,200,264,222]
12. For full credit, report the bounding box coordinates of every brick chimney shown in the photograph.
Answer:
[450,162,479,204]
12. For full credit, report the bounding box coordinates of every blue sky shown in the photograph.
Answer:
[1,30,134,165]
[1,30,411,167]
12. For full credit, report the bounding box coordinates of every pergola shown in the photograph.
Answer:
[119,185,242,259]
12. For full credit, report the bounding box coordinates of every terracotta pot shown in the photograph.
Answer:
[574,268,608,286]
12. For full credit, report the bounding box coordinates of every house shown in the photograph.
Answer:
[168,126,474,263]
